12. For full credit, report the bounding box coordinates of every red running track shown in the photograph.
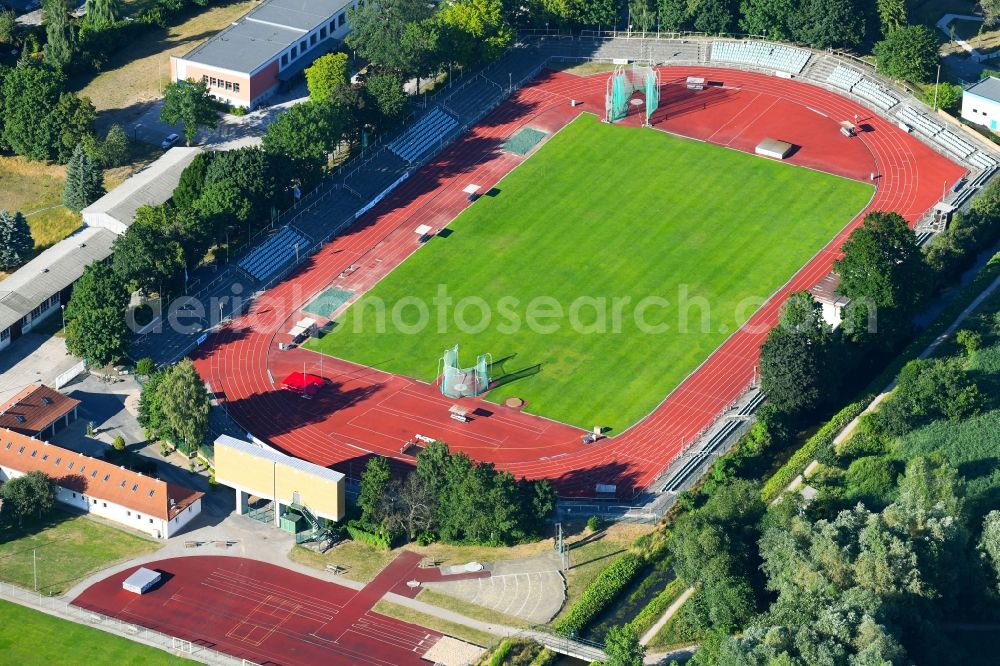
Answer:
[72,554,444,666]
[193,67,965,496]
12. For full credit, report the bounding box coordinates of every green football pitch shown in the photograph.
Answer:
[307,115,873,431]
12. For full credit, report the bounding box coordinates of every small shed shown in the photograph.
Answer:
[122,567,162,594]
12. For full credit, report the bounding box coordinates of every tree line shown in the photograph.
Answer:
[760,178,1000,428]
[354,441,556,546]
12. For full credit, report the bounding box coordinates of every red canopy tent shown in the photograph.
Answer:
[281,372,326,397]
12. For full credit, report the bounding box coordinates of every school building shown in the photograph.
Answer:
[169,0,356,109]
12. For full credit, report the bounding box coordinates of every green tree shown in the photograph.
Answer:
[157,359,210,453]
[692,0,737,34]
[922,82,963,113]
[358,456,392,528]
[346,0,436,76]
[979,511,1000,592]
[0,209,34,270]
[64,261,130,366]
[111,213,186,295]
[657,0,687,30]
[739,0,794,40]
[262,101,349,188]
[100,124,130,167]
[1,62,94,162]
[437,0,513,68]
[137,369,171,439]
[135,357,156,376]
[886,357,983,428]
[365,73,408,130]
[577,0,619,25]
[789,0,865,49]
[876,0,907,35]
[759,292,834,417]
[85,0,122,28]
[835,211,927,345]
[0,471,56,524]
[160,79,218,146]
[605,624,645,666]
[42,0,75,70]
[172,151,214,210]
[305,52,350,104]
[0,10,17,45]
[955,329,983,357]
[203,146,277,222]
[63,143,106,212]
[874,25,940,83]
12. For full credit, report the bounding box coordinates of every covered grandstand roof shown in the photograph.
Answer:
[965,77,1000,103]
[0,226,117,333]
[82,147,203,235]
[214,435,345,483]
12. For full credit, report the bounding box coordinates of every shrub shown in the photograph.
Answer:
[135,357,156,376]
[112,435,125,451]
[845,456,896,505]
[626,577,686,637]
[761,399,871,502]
[957,329,983,357]
[587,515,602,532]
[487,640,512,666]
[416,531,436,546]
[345,520,393,549]
[554,552,644,636]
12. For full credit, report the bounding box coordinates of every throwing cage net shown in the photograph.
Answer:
[439,345,491,398]
[605,63,660,126]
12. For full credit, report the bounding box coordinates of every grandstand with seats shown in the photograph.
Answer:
[826,64,898,110]
[710,40,810,74]
[388,108,458,164]
[238,226,308,283]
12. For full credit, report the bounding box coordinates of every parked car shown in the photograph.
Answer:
[161,133,180,149]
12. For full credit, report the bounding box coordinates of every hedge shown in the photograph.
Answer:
[486,640,512,666]
[529,648,557,666]
[626,577,687,637]
[760,398,870,502]
[553,552,644,636]
[345,522,392,550]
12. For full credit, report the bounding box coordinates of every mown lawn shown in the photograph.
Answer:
[0,513,161,595]
[0,157,80,256]
[308,115,872,431]
[0,601,191,665]
[72,0,256,125]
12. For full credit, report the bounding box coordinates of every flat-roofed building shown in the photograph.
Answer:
[0,226,117,352]
[0,385,80,438]
[0,428,203,539]
[81,147,203,235]
[169,0,355,109]
[213,435,345,531]
[962,76,1000,131]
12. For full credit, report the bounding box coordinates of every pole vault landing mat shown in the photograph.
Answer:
[71,556,443,666]
[502,127,547,155]
[303,288,354,319]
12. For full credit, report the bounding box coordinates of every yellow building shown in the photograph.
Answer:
[213,435,345,534]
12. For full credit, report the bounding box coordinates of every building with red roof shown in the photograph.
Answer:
[0,384,80,438]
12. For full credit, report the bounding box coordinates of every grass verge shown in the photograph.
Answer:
[0,513,161,595]
[287,542,396,583]
[372,600,499,647]
[0,600,191,664]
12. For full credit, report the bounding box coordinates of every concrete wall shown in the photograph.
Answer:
[214,444,345,522]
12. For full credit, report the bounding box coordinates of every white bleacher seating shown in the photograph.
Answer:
[238,226,308,282]
[388,109,458,163]
[710,40,810,75]
[897,106,943,138]
[970,151,998,171]
[936,130,975,159]
[827,65,863,91]
[852,78,899,110]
